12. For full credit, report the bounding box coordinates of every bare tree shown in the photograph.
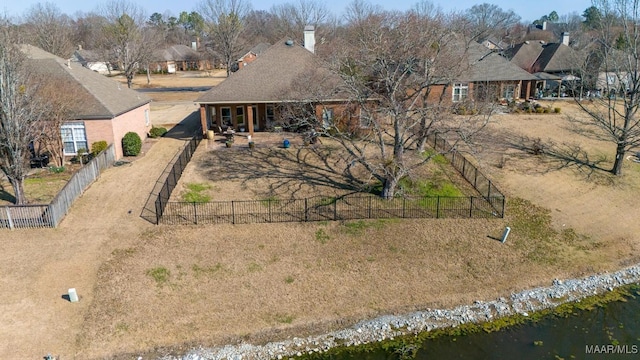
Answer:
[98,0,160,88]
[463,3,521,42]
[0,27,49,204]
[571,0,640,175]
[199,0,252,76]
[21,2,76,58]
[284,1,491,199]
[270,0,333,40]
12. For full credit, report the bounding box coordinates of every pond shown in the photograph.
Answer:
[302,285,640,360]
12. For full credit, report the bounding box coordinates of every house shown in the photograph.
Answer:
[71,45,112,74]
[197,26,356,135]
[427,40,539,103]
[503,33,583,96]
[234,42,270,72]
[151,44,207,73]
[22,45,152,160]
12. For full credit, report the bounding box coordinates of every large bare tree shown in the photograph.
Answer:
[0,27,49,204]
[199,0,252,76]
[571,0,640,175]
[99,0,159,88]
[285,1,491,199]
[20,2,76,58]
[270,0,334,40]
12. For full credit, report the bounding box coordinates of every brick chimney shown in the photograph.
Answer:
[561,32,570,46]
[304,25,315,54]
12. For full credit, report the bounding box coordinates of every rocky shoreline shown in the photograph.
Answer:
[161,264,640,360]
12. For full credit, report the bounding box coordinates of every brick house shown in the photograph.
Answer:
[197,27,358,136]
[425,40,539,104]
[23,45,152,160]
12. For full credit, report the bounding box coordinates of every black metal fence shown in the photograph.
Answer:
[148,133,202,224]
[159,194,504,225]
[149,131,505,225]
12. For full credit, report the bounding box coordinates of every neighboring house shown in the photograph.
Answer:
[428,40,539,103]
[479,37,506,51]
[503,33,583,96]
[197,27,356,135]
[151,44,208,73]
[234,42,271,72]
[71,45,112,74]
[22,45,152,160]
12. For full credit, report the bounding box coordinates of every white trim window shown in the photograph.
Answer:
[266,104,275,123]
[221,107,232,126]
[61,123,88,155]
[236,106,245,126]
[502,84,516,100]
[452,83,469,102]
[144,109,150,126]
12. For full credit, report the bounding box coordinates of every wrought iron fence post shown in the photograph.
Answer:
[334,199,337,221]
[368,197,372,218]
[193,202,198,225]
[268,198,272,223]
[487,181,492,198]
[469,196,473,218]
[436,196,440,219]
[305,198,308,222]
[402,198,406,218]
[232,201,235,224]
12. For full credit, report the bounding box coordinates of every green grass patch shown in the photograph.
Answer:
[260,195,280,207]
[146,267,171,287]
[285,275,295,284]
[192,263,224,278]
[422,148,448,164]
[315,228,331,243]
[182,182,212,203]
[247,262,262,273]
[342,219,393,236]
[274,313,295,324]
[399,177,463,197]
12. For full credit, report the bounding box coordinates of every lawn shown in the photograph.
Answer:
[2,81,640,359]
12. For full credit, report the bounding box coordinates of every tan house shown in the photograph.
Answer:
[197,27,356,136]
[151,44,209,73]
[234,42,270,72]
[22,45,152,160]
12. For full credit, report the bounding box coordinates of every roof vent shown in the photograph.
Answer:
[285,39,294,46]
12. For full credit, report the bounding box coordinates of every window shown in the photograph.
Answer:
[144,109,150,126]
[236,106,245,126]
[221,107,232,126]
[607,74,616,85]
[61,123,88,155]
[266,104,275,123]
[322,108,334,128]
[502,84,516,100]
[452,83,468,102]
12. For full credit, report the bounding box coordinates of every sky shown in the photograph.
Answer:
[1,0,594,23]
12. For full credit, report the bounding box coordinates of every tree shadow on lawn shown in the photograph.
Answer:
[499,131,613,182]
[197,145,368,199]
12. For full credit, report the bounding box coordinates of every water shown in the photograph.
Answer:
[306,289,640,360]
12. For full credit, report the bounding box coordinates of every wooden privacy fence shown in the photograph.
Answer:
[159,194,505,225]
[0,144,116,229]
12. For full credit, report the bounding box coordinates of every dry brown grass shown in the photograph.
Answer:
[3,85,640,359]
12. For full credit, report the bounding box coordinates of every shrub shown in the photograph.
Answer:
[536,107,545,113]
[122,132,142,156]
[543,107,551,113]
[149,126,168,138]
[91,140,108,156]
[554,107,561,113]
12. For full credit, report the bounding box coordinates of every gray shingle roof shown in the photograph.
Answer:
[197,39,345,104]
[503,40,582,74]
[155,44,200,62]
[21,45,151,119]
[461,41,538,82]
